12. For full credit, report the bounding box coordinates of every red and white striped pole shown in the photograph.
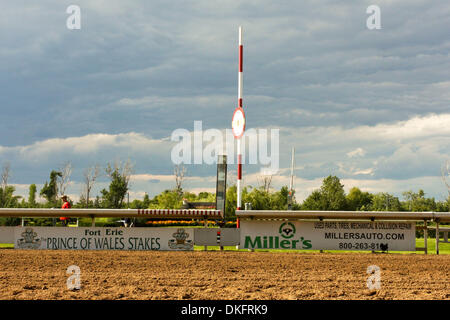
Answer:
[237,26,243,228]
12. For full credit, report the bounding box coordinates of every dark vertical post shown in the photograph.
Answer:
[216,155,227,251]
[216,155,227,218]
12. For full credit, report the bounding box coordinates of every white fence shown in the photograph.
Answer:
[1,209,449,253]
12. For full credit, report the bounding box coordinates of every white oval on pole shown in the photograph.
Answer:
[232,107,246,139]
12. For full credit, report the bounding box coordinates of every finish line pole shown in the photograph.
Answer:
[236,26,243,228]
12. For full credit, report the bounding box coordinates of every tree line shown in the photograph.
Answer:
[0,161,133,209]
[1,158,449,222]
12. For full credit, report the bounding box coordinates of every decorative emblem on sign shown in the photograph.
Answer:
[168,228,193,250]
[279,222,296,239]
[17,228,42,249]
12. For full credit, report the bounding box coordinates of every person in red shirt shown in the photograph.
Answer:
[60,195,71,226]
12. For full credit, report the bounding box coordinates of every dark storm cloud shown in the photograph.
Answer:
[0,0,449,199]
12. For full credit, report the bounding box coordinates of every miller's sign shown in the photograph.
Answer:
[240,220,416,251]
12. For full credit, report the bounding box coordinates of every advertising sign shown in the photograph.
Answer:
[240,220,416,251]
[14,227,194,251]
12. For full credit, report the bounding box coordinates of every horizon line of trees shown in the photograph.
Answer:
[0,160,134,209]
[1,161,449,221]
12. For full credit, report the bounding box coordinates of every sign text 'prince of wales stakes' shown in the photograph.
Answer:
[14,227,194,251]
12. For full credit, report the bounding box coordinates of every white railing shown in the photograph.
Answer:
[236,210,450,222]
[0,208,223,219]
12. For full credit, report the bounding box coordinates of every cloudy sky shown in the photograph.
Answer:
[1,0,449,203]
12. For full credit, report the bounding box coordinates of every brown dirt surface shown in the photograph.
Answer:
[0,249,448,300]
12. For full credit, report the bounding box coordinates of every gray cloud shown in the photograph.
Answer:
[0,0,449,200]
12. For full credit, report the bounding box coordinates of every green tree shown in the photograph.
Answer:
[142,193,151,208]
[197,192,210,199]
[225,185,237,219]
[0,163,21,208]
[402,189,436,211]
[127,193,153,209]
[28,184,37,207]
[302,176,347,210]
[244,187,271,210]
[302,190,323,210]
[270,186,290,210]
[436,196,450,212]
[129,199,144,209]
[346,187,373,211]
[101,169,129,208]
[100,161,133,209]
[74,194,96,208]
[371,192,401,211]
[0,185,21,208]
[320,176,347,210]
[40,170,62,205]
[94,196,101,208]
[150,190,182,209]
[0,183,22,226]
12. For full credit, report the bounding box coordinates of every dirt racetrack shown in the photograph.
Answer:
[0,249,448,300]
